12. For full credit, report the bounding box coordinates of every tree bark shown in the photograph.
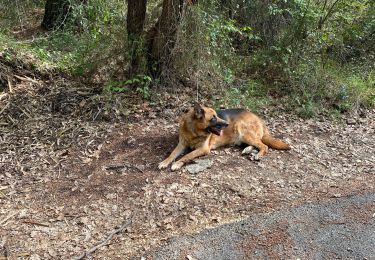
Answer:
[41,0,71,30]
[127,0,147,76]
[146,0,185,77]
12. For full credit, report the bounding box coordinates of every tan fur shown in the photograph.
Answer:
[158,105,291,171]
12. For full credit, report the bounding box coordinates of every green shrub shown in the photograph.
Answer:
[1,0,373,117]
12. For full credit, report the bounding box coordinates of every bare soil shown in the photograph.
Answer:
[0,55,374,259]
[147,192,375,259]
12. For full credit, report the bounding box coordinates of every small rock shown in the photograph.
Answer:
[186,159,213,174]
[29,254,41,260]
[189,215,198,222]
[346,118,356,125]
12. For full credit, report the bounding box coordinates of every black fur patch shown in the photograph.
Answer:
[216,109,246,121]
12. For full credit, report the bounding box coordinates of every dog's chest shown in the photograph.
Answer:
[186,135,209,149]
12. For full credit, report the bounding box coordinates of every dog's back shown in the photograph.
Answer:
[216,108,247,121]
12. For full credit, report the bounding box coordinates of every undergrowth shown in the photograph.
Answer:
[287,60,374,118]
[0,0,374,118]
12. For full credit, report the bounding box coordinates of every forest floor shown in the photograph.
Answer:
[1,54,375,259]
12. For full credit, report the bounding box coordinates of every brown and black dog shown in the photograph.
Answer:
[158,104,291,171]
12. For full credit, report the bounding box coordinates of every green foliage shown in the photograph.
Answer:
[134,75,152,100]
[104,81,130,94]
[104,75,152,100]
[214,80,271,112]
[1,0,373,117]
[287,60,374,117]
[0,0,45,30]
[176,0,374,115]
[70,0,125,34]
[1,0,127,76]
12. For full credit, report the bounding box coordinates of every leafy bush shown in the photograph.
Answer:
[0,0,373,117]
[211,79,271,113]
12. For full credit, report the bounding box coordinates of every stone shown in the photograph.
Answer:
[186,159,213,174]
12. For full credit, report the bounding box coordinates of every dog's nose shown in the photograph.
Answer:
[220,122,229,128]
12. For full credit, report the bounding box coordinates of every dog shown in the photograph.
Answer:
[158,104,291,171]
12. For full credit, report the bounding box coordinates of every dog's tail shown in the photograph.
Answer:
[262,130,291,150]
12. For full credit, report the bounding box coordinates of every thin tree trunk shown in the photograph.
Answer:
[146,0,184,77]
[127,0,147,77]
[41,0,71,30]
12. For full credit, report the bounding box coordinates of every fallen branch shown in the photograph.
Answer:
[0,252,30,259]
[23,220,50,227]
[7,76,13,93]
[0,211,18,226]
[0,103,10,116]
[0,93,8,101]
[14,75,39,84]
[105,163,144,173]
[73,218,132,260]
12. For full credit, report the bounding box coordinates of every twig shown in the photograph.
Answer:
[18,107,32,119]
[0,93,8,101]
[0,252,30,259]
[7,115,15,125]
[7,77,13,93]
[0,212,18,226]
[23,220,50,227]
[73,218,132,260]
[14,75,39,84]
[0,103,10,116]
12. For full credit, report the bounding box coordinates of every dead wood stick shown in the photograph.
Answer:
[0,252,30,259]
[14,75,39,84]
[0,212,18,226]
[0,93,8,101]
[7,77,13,93]
[0,103,10,116]
[73,218,132,260]
[18,107,32,119]
[0,186,8,191]
[23,220,50,227]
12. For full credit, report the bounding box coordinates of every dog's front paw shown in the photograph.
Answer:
[158,160,170,170]
[171,161,184,171]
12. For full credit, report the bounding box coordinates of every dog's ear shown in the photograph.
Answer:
[194,103,205,119]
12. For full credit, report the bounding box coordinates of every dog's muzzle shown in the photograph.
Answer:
[206,120,229,136]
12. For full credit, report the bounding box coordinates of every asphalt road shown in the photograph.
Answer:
[145,192,375,259]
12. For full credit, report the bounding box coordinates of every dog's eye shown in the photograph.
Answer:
[210,116,217,123]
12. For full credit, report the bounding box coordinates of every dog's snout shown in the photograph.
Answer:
[222,122,229,127]
[217,120,228,128]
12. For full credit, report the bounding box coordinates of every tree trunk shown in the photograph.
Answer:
[146,0,184,77]
[41,0,71,30]
[220,0,233,19]
[127,0,147,77]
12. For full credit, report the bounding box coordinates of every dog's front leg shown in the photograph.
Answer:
[158,141,186,169]
[171,146,210,171]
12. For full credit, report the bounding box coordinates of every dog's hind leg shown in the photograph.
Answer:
[241,135,268,160]
[241,145,254,155]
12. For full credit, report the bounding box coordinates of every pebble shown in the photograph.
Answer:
[186,159,213,174]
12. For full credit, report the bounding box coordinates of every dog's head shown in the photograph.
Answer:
[193,103,229,136]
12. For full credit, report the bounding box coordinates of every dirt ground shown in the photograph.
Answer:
[1,56,375,259]
[147,192,375,259]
